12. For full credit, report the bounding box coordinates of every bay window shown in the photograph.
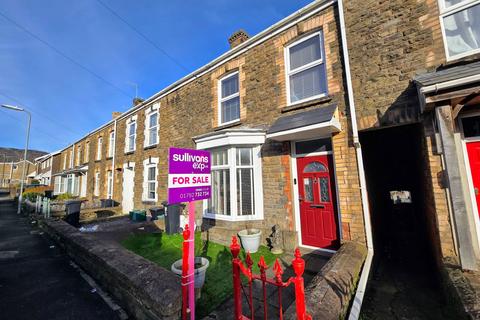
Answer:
[285,31,327,104]
[205,145,263,221]
[218,72,240,125]
[440,0,480,60]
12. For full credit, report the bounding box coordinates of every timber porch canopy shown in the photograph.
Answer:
[414,60,480,116]
[266,103,341,141]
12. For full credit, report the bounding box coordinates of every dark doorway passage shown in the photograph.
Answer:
[359,124,463,319]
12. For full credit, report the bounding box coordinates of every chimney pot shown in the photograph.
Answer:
[228,29,249,49]
[112,112,122,119]
[133,97,144,106]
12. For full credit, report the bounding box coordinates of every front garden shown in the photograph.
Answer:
[121,232,280,317]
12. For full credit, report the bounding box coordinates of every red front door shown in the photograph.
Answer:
[467,141,480,218]
[297,155,339,249]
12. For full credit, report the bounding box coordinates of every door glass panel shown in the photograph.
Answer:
[303,161,327,173]
[295,138,332,154]
[462,116,480,138]
[303,178,313,202]
[319,177,330,202]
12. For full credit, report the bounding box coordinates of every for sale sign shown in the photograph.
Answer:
[168,147,211,204]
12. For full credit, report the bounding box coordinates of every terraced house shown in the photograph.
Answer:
[43,1,480,314]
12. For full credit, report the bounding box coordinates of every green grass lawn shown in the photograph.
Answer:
[121,232,280,317]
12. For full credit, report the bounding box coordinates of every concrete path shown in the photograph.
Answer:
[0,198,121,320]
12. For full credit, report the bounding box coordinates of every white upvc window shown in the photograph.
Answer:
[76,146,82,166]
[66,174,74,194]
[218,72,240,125]
[144,104,159,147]
[143,157,158,202]
[285,31,327,105]
[85,142,90,163]
[96,137,103,160]
[203,146,263,221]
[107,170,113,199]
[54,176,61,194]
[108,131,115,158]
[94,172,100,197]
[125,117,137,153]
[439,0,480,60]
[69,150,74,168]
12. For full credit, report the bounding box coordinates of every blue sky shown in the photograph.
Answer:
[0,0,312,152]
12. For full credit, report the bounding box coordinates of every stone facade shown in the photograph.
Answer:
[47,3,367,252]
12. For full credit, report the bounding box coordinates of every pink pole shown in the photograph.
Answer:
[188,201,195,320]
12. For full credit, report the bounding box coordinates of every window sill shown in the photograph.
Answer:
[142,200,156,205]
[106,157,113,160]
[94,159,101,163]
[124,151,135,155]
[281,95,332,113]
[203,213,263,222]
[214,120,242,131]
[144,144,158,150]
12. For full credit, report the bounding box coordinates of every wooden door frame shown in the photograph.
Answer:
[290,137,342,254]
[458,112,480,251]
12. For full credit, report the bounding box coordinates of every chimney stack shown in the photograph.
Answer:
[228,29,249,49]
[133,97,144,106]
[112,112,122,119]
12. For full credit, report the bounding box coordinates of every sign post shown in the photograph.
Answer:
[168,147,211,320]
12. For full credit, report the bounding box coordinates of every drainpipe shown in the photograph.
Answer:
[111,119,117,200]
[336,1,374,319]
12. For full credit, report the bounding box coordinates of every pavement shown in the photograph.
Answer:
[0,195,122,320]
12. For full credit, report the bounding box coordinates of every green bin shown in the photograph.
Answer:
[129,209,147,222]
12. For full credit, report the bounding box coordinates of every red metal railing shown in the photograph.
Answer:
[230,236,312,320]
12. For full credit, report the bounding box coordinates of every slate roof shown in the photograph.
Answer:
[414,61,480,87]
[267,103,337,134]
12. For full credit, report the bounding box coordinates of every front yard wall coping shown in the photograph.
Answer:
[285,242,367,320]
[41,219,182,320]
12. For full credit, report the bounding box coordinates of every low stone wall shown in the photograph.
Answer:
[284,242,367,320]
[41,219,182,320]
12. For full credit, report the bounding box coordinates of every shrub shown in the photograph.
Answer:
[22,192,43,202]
[55,193,76,201]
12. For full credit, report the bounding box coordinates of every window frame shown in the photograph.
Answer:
[106,170,113,199]
[84,142,90,163]
[96,137,103,161]
[125,118,137,153]
[284,31,327,106]
[203,145,263,222]
[142,157,158,202]
[94,171,100,197]
[218,71,241,126]
[108,131,115,158]
[438,0,480,61]
[144,104,159,147]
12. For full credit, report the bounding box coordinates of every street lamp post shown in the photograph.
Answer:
[1,104,31,214]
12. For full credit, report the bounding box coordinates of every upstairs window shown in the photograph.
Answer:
[440,0,480,60]
[96,137,103,161]
[69,150,74,168]
[286,31,327,104]
[108,131,115,158]
[76,146,82,166]
[85,142,90,163]
[218,72,240,125]
[145,105,159,147]
[107,170,113,199]
[126,119,137,153]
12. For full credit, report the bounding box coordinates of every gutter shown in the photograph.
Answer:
[419,73,480,94]
[336,1,375,319]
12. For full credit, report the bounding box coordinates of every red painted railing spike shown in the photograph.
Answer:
[183,224,190,240]
[258,256,267,270]
[273,259,283,283]
[246,252,253,267]
[230,236,240,259]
